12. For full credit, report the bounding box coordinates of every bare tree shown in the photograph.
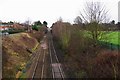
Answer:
[80,2,109,23]
[80,2,110,45]
[57,17,63,22]
[74,16,82,25]
[24,19,32,32]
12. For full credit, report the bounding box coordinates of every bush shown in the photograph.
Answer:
[52,21,118,78]
[32,25,39,31]
[7,29,25,34]
[91,51,120,78]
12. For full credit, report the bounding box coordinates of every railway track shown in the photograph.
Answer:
[31,49,41,79]
[48,33,65,79]
[31,41,46,80]
[30,33,65,79]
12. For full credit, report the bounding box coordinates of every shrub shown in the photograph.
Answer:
[91,51,120,78]
[32,25,40,31]
[8,29,25,34]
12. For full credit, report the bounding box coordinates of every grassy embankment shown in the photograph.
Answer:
[2,31,43,79]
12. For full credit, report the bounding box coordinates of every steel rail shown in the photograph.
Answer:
[31,49,42,80]
[41,50,45,79]
[49,33,65,79]
[49,36,55,79]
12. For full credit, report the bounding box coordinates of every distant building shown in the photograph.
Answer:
[0,26,9,31]
[0,23,11,31]
[0,22,25,31]
[118,1,120,22]
[12,23,25,29]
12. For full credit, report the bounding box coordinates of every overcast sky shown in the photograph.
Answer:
[0,0,119,27]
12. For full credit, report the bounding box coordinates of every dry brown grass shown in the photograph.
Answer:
[2,31,43,78]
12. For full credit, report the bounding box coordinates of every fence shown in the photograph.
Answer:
[98,41,120,50]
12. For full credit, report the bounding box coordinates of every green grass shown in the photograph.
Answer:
[100,31,120,45]
[83,31,120,45]
[19,73,26,79]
